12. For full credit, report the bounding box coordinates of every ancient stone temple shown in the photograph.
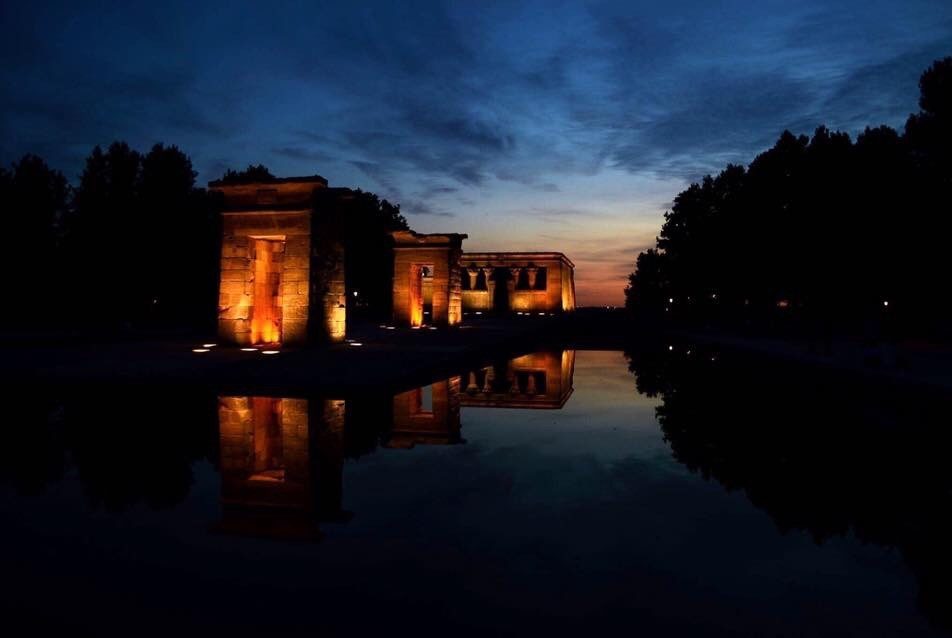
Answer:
[460,252,576,314]
[391,230,468,327]
[210,176,347,346]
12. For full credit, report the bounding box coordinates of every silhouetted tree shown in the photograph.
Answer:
[0,155,70,327]
[328,189,409,320]
[66,142,143,327]
[217,163,276,184]
[626,56,952,340]
[62,142,220,332]
[139,144,219,328]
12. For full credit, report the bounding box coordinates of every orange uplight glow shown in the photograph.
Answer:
[408,265,425,327]
[251,239,284,346]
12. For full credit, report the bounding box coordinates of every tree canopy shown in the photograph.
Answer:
[625,56,952,339]
[216,164,276,184]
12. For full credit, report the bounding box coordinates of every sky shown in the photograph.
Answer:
[2,1,950,305]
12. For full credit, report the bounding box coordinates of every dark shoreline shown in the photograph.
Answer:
[4,309,950,398]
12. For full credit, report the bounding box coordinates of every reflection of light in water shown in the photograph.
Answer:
[241,347,258,352]
[349,342,363,347]
[261,350,280,355]
[192,348,210,353]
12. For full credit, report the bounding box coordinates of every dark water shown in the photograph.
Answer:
[2,347,950,636]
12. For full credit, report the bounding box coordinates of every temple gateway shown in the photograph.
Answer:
[212,175,576,346]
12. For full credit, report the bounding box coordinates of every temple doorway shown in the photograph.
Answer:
[251,396,285,482]
[251,238,284,344]
[406,263,434,327]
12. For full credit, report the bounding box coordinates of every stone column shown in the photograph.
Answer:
[466,371,479,393]
[483,367,495,393]
[482,267,495,308]
[467,267,479,290]
[525,373,537,395]
[526,267,539,289]
[508,267,520,308]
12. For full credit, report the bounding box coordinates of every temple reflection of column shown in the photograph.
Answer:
[386,376,463,448]
[460,350,575,409]
[215,396,346,541]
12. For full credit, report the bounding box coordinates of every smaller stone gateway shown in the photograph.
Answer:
[460,252,576,314]
[391,230,468,327]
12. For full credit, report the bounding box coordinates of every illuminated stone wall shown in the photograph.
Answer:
[461,252,576,314]
[312,239,346,343]
[211,176,347,346]
[391,230,467,327]
[218,211,311,345]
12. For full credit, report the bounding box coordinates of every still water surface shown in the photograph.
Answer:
[1,348,949,636]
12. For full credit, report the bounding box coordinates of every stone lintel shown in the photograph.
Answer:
[462,251,575,269]
[392,230,468,249]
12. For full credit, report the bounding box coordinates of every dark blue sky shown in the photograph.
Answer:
[3,1,950,304]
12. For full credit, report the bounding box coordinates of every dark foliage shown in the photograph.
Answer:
[63,142,219,331]
[0,155,70,328]
[327,189,409,320]
[216,163,276,184]
[625,57,952,339]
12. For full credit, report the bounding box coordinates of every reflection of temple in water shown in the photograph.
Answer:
[461,350,575,409]
[216,396,346,540]
[214,350,575,539]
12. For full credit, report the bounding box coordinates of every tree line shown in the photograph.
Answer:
[0,144,407,334]
[625,57,952,339]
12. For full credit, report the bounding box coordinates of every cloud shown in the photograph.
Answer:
[606,69,822,180]
[2,0,951,306]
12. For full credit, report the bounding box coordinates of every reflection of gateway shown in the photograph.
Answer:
[461,350,575,409]
[387,377,463,449]
[215,396,347,541]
